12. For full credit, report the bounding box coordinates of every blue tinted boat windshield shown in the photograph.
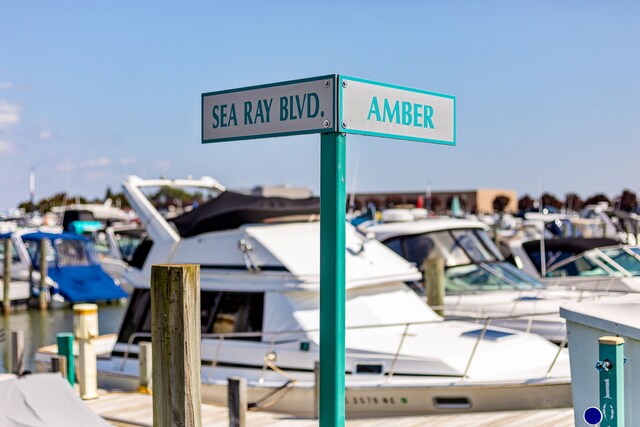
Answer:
[445,262,542,292]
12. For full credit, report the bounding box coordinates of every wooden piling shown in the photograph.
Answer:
[2,238,11,313]
[151,264,201,427]
[138,341,152,394]
[423,257,445,316]
[39,238,47,311]
[228,377,247,427]
[313,361,320,419]
[11,330,24,374]
[51,354,68,379]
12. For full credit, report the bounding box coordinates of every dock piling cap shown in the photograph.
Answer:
[73,303,98,315]
[599,336,625,346]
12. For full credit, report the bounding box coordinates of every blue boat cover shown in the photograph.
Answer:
[22,231,126,302]
[47,265,127,302]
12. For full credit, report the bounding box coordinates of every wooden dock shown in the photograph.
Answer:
[84,390,575,427]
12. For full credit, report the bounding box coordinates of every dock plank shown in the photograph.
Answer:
[83,390,574,427]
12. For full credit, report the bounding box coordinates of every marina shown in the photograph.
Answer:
[1,2,638,426]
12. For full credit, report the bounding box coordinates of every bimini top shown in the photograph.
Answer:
[521,238,619,257]
[170,191,320,238]
[22,231,89,242]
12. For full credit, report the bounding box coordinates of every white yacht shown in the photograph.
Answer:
[37,176,572,417]
[364,217,636,343]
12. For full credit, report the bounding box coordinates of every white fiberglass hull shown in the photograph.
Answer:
[89,366,571,418]
[35,334,571,418]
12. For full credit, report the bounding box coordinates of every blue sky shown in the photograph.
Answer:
[0,1,638,208]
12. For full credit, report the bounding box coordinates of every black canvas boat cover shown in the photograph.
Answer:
[522,238,620,257]
[170,191,320,237]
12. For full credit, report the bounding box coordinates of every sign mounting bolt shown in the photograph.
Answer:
[341,121,348,128]
[323,80,331,88]
[323,120,331,128]
[342,80,347,88]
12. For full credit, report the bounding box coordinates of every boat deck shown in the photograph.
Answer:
[84,389,574,427]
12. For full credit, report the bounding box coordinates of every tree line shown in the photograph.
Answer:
[517,189,638,213]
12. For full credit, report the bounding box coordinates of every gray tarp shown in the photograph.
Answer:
[0,374,109,427]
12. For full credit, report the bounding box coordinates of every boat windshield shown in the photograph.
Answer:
[55,239,92,266]
[384,228,503,268]
[546,251,624,278]
[25,238,93,267]
[597,247,640,276]
[445,261,543,292]
[0,239,20,264]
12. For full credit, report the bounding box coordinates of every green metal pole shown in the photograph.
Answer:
[319,131,346,427]
[598,336,625,427]
[57,332,75,386]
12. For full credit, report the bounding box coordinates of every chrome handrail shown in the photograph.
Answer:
[462,318,490,380]
[545,335,568,377]
[386,323,410,383]
[115,311,566,375]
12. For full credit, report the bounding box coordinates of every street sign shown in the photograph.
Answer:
[338,75,455,145]
[202,75,336,143]
[202,74,455,427]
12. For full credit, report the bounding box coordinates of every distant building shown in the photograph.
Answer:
[349,189,517,214]
[251,185,313,199]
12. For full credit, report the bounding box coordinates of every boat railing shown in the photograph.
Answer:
[117,311,566,380]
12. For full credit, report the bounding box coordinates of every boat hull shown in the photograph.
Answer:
[85,364,571,418]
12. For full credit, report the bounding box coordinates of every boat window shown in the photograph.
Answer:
[117,289,265,345]
[444,262,541,293]
[91,231,111,256]
[0,240,20,264]
[115,232,145,261]
[55,240,91,266]
[402,234,436,267]
[444,264,512,292]
[631,247,640,257]
[484,262,543,289]
[474,230,504,260]
[209,292,264,340]
[432,231,471,266]
[599,248,640,276]
[24,239,56,267]
[201,291,223,333]
[524,249,575,275]
[128,238,153,269]
[383,237,404,258]
[546,254,616,278]
[117,288,152,345]
[451,230,495,263]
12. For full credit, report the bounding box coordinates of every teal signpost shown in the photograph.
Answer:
[596,336,625,427]
[202,74,455,426]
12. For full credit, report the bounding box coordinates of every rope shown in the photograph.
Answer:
[247,356,298,411]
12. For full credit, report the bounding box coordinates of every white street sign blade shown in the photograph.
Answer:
[338,75,456,145]
[202,75,336,143]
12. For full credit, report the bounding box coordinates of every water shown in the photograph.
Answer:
[0,302,127,372]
